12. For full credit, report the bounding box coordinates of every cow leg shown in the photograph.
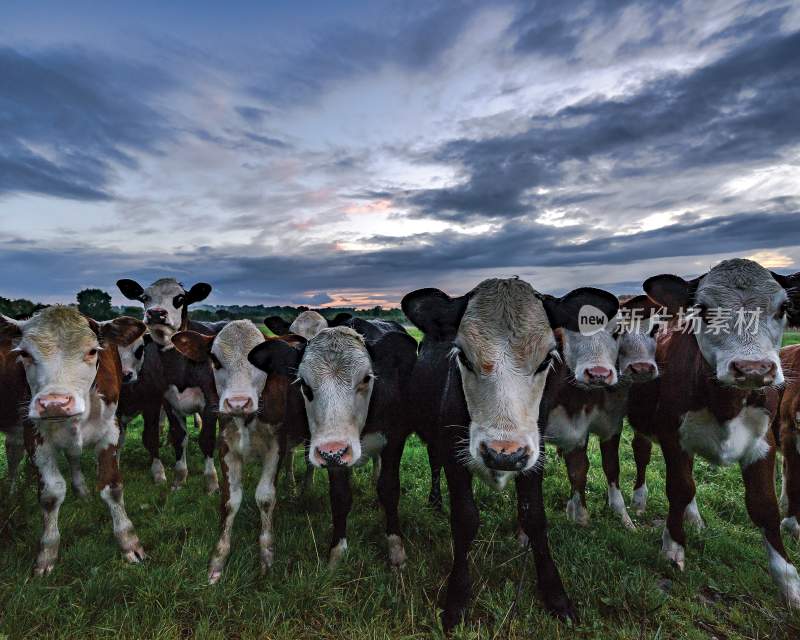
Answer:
[741,449,800,607]
[516,463,577,622]
[427,438,444,512]
[209,437,242,584]
[327,467,353,568]
[66,448,89,498]
[142,401,166,484]
[97,442,145,563]
[631,431,652,515]
[116,416,128,463]
[660,434,694,571]
[600,434,634,530]
[300,441,315,495]
[781,428,800,540]
[371,454,382,487]
[441,461,479,632]
[563,444,590,526]
[166,409,189,490]
[29,436,65,576]
[256,435,281,574]
[5,424,24,492]
[283,445,296,495]
[377,436,407,567]
[198,408,219,494]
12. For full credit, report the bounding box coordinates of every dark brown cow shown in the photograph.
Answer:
[0,336,27,489]
[777,344,800,540]
[628,259,800,607]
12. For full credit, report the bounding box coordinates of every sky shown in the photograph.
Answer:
[1,0,799,307]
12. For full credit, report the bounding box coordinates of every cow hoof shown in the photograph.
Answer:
[73,482,90,499]
[661,529,686,571]
[684,509,705,530]
[260,548,275,574]
[782,516,800,540]
[565,494,590,527]
[122,540,147,564]
[205,479,219,495]
[632,484,648,516]
[33,558,56,577]
[620,513,636,531]
[387,534,407,567]
[328,539,348,569]
[544,593,578,623]
[441,607,465,633]
[151,460,167,484]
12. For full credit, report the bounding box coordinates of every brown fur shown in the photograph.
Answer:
[778,345,800,521]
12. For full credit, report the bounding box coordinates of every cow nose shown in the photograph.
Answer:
[584,366,614,386]
[479,440,530,471]
[224,396,253,413]
[122,372,134,384]
[35,394,76,418]
[314,441,352,467]
[627,362,656,379]
[146,308,168,323]
[731,359,777,385]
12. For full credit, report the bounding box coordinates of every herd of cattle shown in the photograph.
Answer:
[1,257,800,630]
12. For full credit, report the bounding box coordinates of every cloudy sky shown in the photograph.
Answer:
[1,0,799,307]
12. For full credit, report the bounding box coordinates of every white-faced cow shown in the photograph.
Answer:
[0,307,147,575]
[402,278,619,630]
[627,259,800,608]
[116,278,224,492]
[248,321,417,569]
[263,310,352,340]
[543,295,660,530]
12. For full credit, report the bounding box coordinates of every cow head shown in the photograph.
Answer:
[645,258,799,388]
[614,295,661,383]
[116,278,211,347]
[402,278,618,482]
[118,334,148,384]
[0,307,145,421]
[173,320,266,418]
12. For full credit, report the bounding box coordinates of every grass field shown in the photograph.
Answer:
[0,331,798,639]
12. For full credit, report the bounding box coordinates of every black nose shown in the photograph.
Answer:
[317,445,351,467]
[479,441,530,471]
[122,372,133,384]
[146,308,168,324]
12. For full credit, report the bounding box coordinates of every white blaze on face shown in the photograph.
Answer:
[212,320,267,416]
[117,336,145,383]
[297,327,374,468]
[454,279,556,478]
[12,307,101,420]
[289,311,328,340]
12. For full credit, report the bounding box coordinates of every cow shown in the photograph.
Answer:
[171,320,301,583]
[248,321,418,569]
[402,277,619,630]
[627,259,800,608]
[1,335,28,490]
[116,278,224,492]
[543,295,660,531]
[777,344,800,540]
[0,307,147,575]
[263,310,352,339]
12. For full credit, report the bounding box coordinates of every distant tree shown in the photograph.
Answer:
[76,288,117,320]
[0,296,47,319]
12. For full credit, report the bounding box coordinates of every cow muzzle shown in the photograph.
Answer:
[479,439,530,471]
[33,393,79,420]
[313,440,354,467]
[624,361,657,382]
[222,395,255,416]
[729,359,778,388]
[145,308,170,326]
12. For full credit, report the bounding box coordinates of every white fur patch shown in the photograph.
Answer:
[151,458,167,483]
[608,483,635,530]
[661,528,685,570]
[387,534,407,567]
[678,406,770,467]
[765,539,800,608]
[357,432,387,465]
[545,405,594,453]
[632,484,648,515]
[328,538,348,568]
[684,497,705,529]
[782,516,800,540]
[164,386,206,415]
[565,492,590,526]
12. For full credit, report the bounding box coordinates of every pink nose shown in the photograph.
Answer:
[627,362,656,377]
[584,366,614,385]
[731,359,776,384]
[314,441,353,467]
[35,394,76,418]
[224,396,253,412]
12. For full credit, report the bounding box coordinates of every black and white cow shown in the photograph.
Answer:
[402,277,619,630]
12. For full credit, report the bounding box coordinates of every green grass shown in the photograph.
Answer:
[784,331,800,347]
[1,418,799,639]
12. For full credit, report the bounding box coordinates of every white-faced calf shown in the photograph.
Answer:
[0,307,147,575]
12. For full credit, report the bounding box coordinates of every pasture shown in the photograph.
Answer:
[0,331,798,639]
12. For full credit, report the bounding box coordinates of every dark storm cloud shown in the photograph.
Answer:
[404,28,800,222]
[3,210,797,304]
[0,46,176,200]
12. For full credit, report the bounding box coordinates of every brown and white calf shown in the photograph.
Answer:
[0,307,147,575]
[628,258,800,607]
[777,344,800,539]
[172,321,301,583]
[544,295,660,531]
[117,277,224,492]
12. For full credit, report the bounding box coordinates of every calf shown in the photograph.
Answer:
[0,336,27,489]
[0,307,147,575]
[248,321,417,568]
[117,278,224,492]
[402,278,619,630]
[544,295,660,530]
[777,344,800,539]
[627,259,800,607]
[172,321,299,583]
[263,310,352,339]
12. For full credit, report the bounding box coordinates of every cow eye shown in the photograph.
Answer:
[210,353,223,370]
[300,379,314,402]
[777,301,790,320]
[535,350,556,374]
[359,374,372,387]
[173,294,185,308]
[87,348,99,357]
[15,349,32,361]
[456,347,475,373]
[134,345,145,359]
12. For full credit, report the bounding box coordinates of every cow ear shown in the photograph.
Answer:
[401,288,469,340]
[0,315,23,340]
[93,316,147,347]
[542,287,619,332]
[263,316,292,336]
[366,331,418,378]
[620,294,662,315]
[184,283,212,305]
[248,338,304,375]
[643,274,701,314]
[117,279,145,301]
[328,312,352,327]
[772,271,800,325]
[172,330,215,362]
